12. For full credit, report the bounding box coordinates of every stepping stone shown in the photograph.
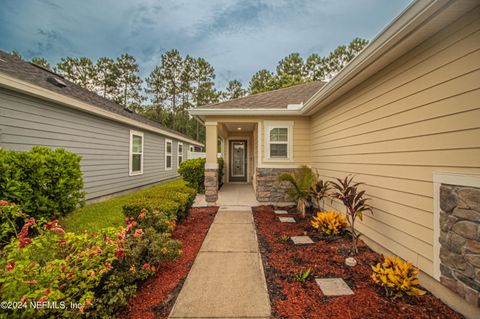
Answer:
[315,278,354,296]
[279,217,296,223]
[274,210,288,214]
[291,236,314,245]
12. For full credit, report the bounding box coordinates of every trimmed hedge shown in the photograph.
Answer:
[178,157,224,193]
[0,147,85,219]
[123,180,197,224]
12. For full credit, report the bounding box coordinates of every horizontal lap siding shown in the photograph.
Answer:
[309,11,480,276]
[0,90,190,200]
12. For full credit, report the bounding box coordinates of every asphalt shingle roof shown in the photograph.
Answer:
[0,51,198,143]
[199,80,324,109]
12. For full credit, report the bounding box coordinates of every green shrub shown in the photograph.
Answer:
[142,183,196,218]
[178,157,224,193]
[0,201,25,246]
[218,157,224,186]
[123,197,180,219]
[0,147,85,220]
[0,221,119,318]
[178,158,206,192]
[0,215,181,318]
[95,225,181,317]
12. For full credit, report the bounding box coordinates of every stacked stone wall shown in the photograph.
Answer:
[439,184,480,306]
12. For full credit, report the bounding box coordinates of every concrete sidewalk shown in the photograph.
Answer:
[169,209,271,318]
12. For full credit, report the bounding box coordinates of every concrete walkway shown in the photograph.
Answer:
[169,208,271,318]
[193,183,261,209]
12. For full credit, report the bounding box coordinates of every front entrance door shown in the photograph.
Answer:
[229,140,247,182]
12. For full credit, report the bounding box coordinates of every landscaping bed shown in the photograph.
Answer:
[253,205,462,319]
[121,206,218,319]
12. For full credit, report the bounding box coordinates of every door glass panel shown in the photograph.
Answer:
[232,142,245,177]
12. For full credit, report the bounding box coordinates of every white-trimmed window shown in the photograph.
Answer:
[178,142,183,166]
[165,139,172,170]
[265,121,293,161]
[129,130,144,175]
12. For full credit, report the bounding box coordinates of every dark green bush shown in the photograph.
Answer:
[0,201,25,246]
[218,157,225,186]
[178,158,206,192]
[178,157,224,193]
[0,147,85,219]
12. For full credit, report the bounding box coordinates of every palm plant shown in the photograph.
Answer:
[278,165,314,218]
[311,171,332,211]
[330,175,372,254]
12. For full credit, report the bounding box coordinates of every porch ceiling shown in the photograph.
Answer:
[223,122,255,132]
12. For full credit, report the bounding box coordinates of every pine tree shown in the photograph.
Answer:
[94,57,117,100]
[31,57,51,70]
[113,53,145,110]
[222,80,246,100]
[303,53,327,81]
[249,69,276,94]
[179,55,196,134]
[161,50,183,130]
[192,57,217,141]
[145,65,168,124]
[55,57,95,90]
[276,52,305,87]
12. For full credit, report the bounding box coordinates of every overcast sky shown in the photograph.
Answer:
[0,0,411,89]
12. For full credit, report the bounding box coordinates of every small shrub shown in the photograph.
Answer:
[123,197,180,219]
[0,220,120,318]
[218,157,225,186]
[0,214,181,318]
[311,211,347,236]
[178,158,206,192]
[294,268,311,282]
[0,147,85,220]
[311,172,332,211]
[331,175,372,254]
[278,166,315,218]
[0,200,25,246]
[178,158,224,193]
[371,256,426,298]
[95,224,181,316]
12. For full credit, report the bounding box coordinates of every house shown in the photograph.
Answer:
[0,52,202,201]
[190,0,480,316]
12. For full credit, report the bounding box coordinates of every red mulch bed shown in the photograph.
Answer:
[253,205,463,319]
[121,206,217,319]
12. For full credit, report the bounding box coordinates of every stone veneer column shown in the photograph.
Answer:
[205,168,218,204]
[204,121,218,205]
[439,184,480,306]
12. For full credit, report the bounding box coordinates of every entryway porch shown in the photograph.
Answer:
[193,183,260,209]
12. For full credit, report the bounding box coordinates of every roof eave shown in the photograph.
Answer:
[0,72,204,147]
[188,108,304,117]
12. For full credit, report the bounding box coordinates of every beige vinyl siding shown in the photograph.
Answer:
[309,9,480,276]
[259,116,310,165]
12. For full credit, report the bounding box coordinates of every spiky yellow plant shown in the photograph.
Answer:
[311,211,347,236]
[371,256,426,298]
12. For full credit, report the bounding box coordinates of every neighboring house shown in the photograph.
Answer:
[190,0,480,316]
[0,52,202,201]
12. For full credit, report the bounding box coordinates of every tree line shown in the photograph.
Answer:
[9,37,368,143]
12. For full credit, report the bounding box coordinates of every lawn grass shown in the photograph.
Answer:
[61,178,186,234]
